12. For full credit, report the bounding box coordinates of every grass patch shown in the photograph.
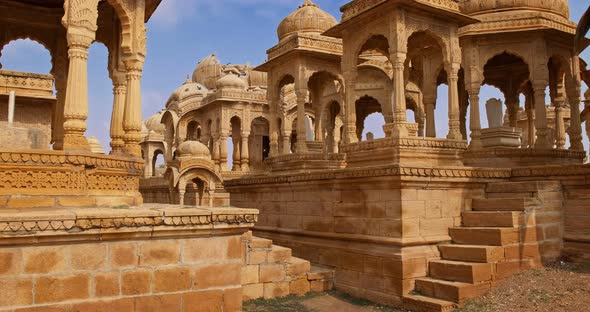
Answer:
[243,293,319,312]
[112,205,130,210]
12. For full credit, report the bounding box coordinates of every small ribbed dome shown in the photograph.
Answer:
[277,0,337,41]
[167,76,209,107]
[461,0,569,19]
[216,73,248,90]
[177,141,211,159]
[144,111,164,132]
[193,54,221,89]
[88,136,105,154]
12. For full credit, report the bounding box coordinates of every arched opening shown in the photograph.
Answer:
[250,117,270,170]
[307,71,341,142]
[0,39,54,150]
[324,101,341,153]
[278,75,295,154]
[185,177,206,207]
[152,149,165,177]
[548,55,571,149]
[186,120,202,141]
[356,95,385,141]
[161,111,177,161]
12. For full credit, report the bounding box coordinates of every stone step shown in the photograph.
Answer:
[438,244,505,263]
[472,198,539,211]
[402,294,457,312]
[415,277,491,304]
[487,192,536,199]
[285,257,310,276]
[486,181,561,193]
[250,237,272,249]
[268,245,292,263]
[307,265,334,281]
[450,227,519,246]
[429,260,493,283]
[462,211,522,227]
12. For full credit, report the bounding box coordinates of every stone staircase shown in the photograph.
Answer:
[241,234,334,301]
[403,181,561,312]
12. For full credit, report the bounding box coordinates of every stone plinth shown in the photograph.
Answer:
[264,153,346,173]
[0,205,258,311]
[480,127,522,148]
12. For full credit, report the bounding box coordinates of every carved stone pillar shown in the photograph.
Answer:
[447,64,462,140]
[554,101,566,149]
[567,82,584,151]
[468,86,482,150]
[62,33,94,151]
[343,73,358,144]
[391,54,408,138]
[122,58,144,157]
[269,92,279,157]
[110,72,127,154]
[295,88,308,153]
[424,96,436,138]
[53,76,67,150]
[212,135,220,171]
[220,134,228,171]
[533,81,550,148]
[526,107,536,148]
[241,131,250,172]
[232,136,241,172]
[282,131,291,155]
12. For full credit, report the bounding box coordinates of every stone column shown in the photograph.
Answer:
[122,58,144,157]
[220,134,229,171]
[567,82,584,151]
[295,88,308,153]
[343,72,358,144]
[282,131,291,155]
[109,72,127,154]
[232,136,241,171]
[7,91,15,125]
[554,101,566,149]
[212,135,220,171]
[391,54,408,138]
[269,91,279,157]
[424,95,437,138]
[468,86,483,150]
[241,131,250,171]
[447,64,462,139]
[585,89,590,147]
[533,81,550,148]
[505,92,519,128]
[62,33,94,151]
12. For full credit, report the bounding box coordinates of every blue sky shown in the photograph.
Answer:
[0,0,589,154]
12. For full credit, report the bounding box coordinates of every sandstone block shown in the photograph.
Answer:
[193,262,241,289]
[182,290,223,312]
[109,242,138,268]
[121,270,151,295]
[139,240,180,266]
[153,266,191,293]
[35,274,90,304]
[0,248,21,276]
[94,272,120,297]
[223,288,242,312]
[183,237,227,262]
[310,280,333,292]
[72,298,134,312]
[135,294,182,312]
[429,260,492,284]
[267,245,292,263]
[264,282,289,299]
[241,265,259,285]
[259,264,286,283]
[71,244,106,271]
[0,277,33,307]
[7,197,54,208]
[248,250,267,265]
[286,257,311,276]
[57,197,96,207]
[242,283,263,301]
[289,279,311,296]
[23,246,68,274]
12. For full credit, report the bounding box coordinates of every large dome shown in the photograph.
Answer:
[461,0,569,19]
[177,141,211,159]
[144,111,165,132]
[192,54,222,90]
[166,76,209,108]
[277,0,337,41]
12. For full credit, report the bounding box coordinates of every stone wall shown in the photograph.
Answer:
[0,205,258,312]
[226,168,496,306]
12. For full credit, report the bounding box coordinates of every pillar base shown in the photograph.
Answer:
[63,134,90,152]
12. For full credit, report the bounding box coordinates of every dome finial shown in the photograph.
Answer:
[300,0,318,8]
[184,74,191,84]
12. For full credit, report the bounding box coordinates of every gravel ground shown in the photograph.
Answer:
[457,262,590,312]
